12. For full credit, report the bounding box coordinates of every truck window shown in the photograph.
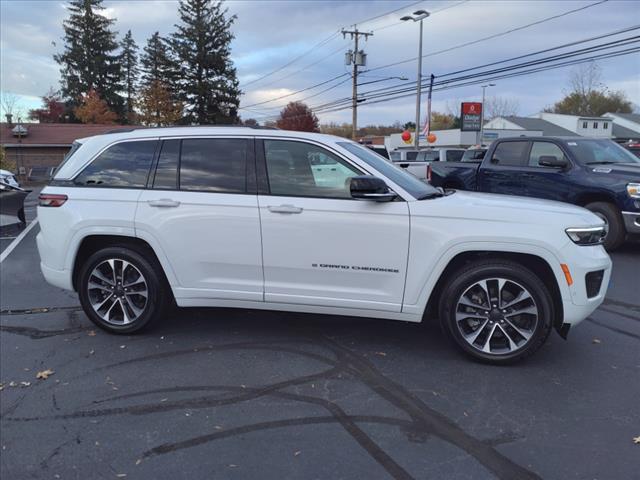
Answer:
[529,142,566,167]
[490,141,529,166]
[390,151,401,161]
[406,151,418,161]
[446,150,464,162]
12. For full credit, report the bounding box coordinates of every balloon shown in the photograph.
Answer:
[427,133,437,143]
[401,130,411,142]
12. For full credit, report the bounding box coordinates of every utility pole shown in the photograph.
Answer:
[342,28,372,140]
[479,83,496,145]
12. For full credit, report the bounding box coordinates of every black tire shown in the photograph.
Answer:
[584,202,625,251]
[438,260,554,365]
[78,246,169,334]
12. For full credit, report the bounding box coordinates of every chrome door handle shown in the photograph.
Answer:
[267,204,303,214]
[148,199,181,207]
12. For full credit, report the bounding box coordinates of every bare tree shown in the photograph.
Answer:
[484,96,520,120]
[569,62,603,98]
[1,92,25,121]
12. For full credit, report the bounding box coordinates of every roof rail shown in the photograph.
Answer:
[100,124,279,135]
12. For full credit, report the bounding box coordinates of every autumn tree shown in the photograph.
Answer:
[54,0,123,119]
[546,62,632,116]
[119,30,139,123]
[74,89,118,124]
[430,112,457,130]
[28,88,68,123]
[276,102,319,132]
[170,0,240,124]
[136,81,183,126]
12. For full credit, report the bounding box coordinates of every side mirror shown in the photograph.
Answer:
[539,155,568,168]
[399,163,409,168]
[350,175,397,202]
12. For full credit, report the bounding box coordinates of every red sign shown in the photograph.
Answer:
[461,102,483,131]
[462,102,482,115]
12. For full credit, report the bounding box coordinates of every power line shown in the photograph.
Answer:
[366,0,610,73]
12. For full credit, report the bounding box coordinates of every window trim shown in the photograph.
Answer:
[72,138,160,189]
[257,137,369,201]
[527,141,571,169]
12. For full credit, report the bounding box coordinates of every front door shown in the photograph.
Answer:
[256,139,410,312]
[521,141,574,202]
[135,137,263,302]
[480,140,530,196]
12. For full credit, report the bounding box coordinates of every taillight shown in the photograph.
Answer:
[39,193,68,207]
[426,164,432,182]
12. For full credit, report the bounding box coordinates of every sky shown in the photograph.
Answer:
[1,0,639,126]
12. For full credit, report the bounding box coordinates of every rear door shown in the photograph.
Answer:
[256,138,410,312]
[479,140,530,195]
[135,137,263,302]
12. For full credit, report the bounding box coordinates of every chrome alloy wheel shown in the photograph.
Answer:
[87,258,148,325]
[455,278,539,355]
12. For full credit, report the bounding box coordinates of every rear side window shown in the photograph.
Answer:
[180,138,248,193]
[490,141,529,166]
[74,140,157,187]
[446,150,464,162]
[153,140,180,189]
[406,151,418,161]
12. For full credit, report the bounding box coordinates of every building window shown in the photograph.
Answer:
[583,121,588,128]
[603,122,608,130]
[593,122,598,129]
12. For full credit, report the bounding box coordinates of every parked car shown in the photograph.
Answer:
[623,141,640,158]
[37,127,611,364]
[0,168,20,188]
[429,137,640,250]
[364,144,389,159]
[390,148,465,180]
[461,146,487,162]
[0,179,28,226]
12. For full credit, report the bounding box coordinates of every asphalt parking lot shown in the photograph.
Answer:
[1,191,638,480]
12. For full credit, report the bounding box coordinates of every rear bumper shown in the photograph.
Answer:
[621,211,640,234]
[40,262,74,291]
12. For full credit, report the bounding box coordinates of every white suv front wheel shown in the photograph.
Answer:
[78,247,168,333]
[438,260,554,364]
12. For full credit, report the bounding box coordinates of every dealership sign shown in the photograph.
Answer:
[460,102,482,131]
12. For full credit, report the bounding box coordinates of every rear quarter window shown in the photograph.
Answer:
[74,140,158,187]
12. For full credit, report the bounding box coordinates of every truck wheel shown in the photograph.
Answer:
[584,202,625,251]
[78,246,169,334]
[438,260,554,364]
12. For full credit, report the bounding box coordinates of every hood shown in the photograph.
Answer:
[411,190,601,228]
[588,162,640,181]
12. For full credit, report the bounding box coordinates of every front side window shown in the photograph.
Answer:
[490,141,529,166]
[180,138,247,193]
[264,140,361,198]
[74,140,157,187]
[528,142,566,167]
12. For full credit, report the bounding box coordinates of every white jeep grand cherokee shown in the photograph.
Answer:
[37,127,612,363]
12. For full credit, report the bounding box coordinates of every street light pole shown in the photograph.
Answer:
[479,83,495,145]
[401,10,430,149]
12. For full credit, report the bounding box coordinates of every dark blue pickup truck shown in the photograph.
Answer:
[429,137,640,250]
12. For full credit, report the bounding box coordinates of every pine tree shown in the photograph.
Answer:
[140,32,178,93]
[170,0,240,124]
[119,30,139,123]
[54,0,123,120]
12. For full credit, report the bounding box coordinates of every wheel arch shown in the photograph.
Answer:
[72,235,172,294]
[574,191,617,207]
[423,250,564,332]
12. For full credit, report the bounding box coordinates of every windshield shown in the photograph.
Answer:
[338,142,440,199]
[565,139,640,165]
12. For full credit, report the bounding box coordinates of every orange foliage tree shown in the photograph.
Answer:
[74,89,117,124]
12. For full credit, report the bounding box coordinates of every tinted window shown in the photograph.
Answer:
[529,142,566,167]
[490,141,528,166]
[153,140,179,189]
[75,140,157,187]
[406,151,418,161]
[416,151,439,162]
[446,150,464,162]
[180,138,247,193]
[264,140,361,198]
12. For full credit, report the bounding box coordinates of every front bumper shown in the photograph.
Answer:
[621,211,640,234]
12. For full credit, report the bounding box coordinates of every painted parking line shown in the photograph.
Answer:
[0,219,38,263]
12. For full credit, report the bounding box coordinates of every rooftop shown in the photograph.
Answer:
[500,116,577,136]
[0,123,135,147]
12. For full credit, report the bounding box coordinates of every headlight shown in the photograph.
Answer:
[565,226,606,245]
[627,183,640,198]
